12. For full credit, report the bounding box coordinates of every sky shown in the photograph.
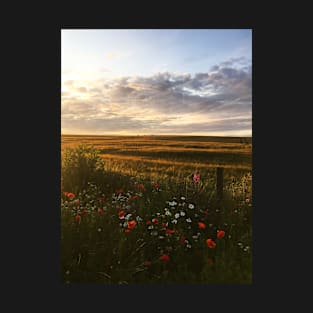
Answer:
[61,29,252,136]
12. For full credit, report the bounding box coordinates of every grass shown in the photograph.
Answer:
[61,135,252,284]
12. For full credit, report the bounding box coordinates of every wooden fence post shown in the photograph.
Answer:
[216,167,224,200]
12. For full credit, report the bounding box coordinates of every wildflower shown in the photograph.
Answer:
[118,211,125,219]
[151,231,158,236]
[174,213,180,219]
[74,215,81,222]
[165,210,172,216]
[186,218,192,223]
[147,225,154,230]
[97,208,104,215]
[180,211,186,216]
[198,222,206,229]
[98,197,105,203]
[146,220,151,225]
[207,258,214,265]
[152,218,158,224]
[129,195,140,201]
[188,204,195,210]
[161,222,168,228]
[193,173,200,183]
[180,196,186,201]
[125,213,132,220]
[67,192,75,200]
[144,261,151,267]
[97,228,102,232]
[80,209,88,215]
[165,229,175,235]
[206,238,216,249]
[116,189,124,194]
[124,229,131,233]
[153,181,160,189]
[171,219,177,224]
[168,201,177,207]
[179,236,186,244]
[203,210,209,216]
[217,230,225,238]
[128,220,137,229]
[160,254,170,262]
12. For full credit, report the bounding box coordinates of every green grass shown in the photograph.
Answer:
[61,136,252,284]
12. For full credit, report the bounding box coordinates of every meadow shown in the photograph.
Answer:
[61,135,252,284]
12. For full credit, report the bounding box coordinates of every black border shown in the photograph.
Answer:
[11,11,292,310]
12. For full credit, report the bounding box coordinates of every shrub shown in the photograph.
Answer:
[61,145,105,193]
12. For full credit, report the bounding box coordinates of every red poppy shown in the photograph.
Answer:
[161,223,167,228]
[179,236,186,244]
[203,210,209,216]
[146,220,151,225]
[63,192,69,197]
[80,209,88,215]
[97,208,104,215]
[116,189,124,194]
[128,220,137,229]
[124,229,131,233]
[206,238,216,248]
[198,222,206,229]
[67,192,75,200]
[98,197,105,203]
[129,195,140,201]
[160,254,170,262]
[217,230,225,238]
[74,215,81,222]
[207,258,214,265]
[144,261,151,267]
[118,210,125,219]
[152,218,158,224]
[153,181,160,189]
[165,229,175,235]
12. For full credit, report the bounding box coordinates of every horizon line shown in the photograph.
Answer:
[61,133,252,138]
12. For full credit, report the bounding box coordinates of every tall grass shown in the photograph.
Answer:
[61,140,252,284]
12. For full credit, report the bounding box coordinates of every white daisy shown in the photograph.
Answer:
[175,213,180,219]
[172,219,178,224]
[180,211,186,216]
[186,218,192,223]
[188,204,195,209]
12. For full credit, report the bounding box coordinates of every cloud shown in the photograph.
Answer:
[62,57,252,135]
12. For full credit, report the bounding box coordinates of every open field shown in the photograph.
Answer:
[61,135,252,185]
[61,135,252,284]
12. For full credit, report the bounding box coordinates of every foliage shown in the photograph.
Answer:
[61,145,105,193]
